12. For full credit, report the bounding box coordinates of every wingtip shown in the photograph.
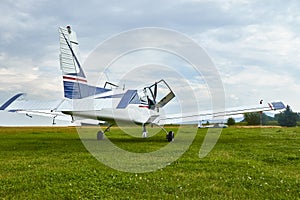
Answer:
[270,101,286,110]
[0,93,25,110]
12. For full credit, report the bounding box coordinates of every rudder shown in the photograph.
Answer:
[59,26,111,99]
[59,26,88,99]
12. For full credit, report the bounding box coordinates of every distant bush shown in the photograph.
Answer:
[276,105,299,127]
[266,120,279,126]
[244,112,269,125]
[244,112,260,125]
[235,122,248,126]
[227,117,236,126]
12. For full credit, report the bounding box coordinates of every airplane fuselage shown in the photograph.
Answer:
[60,89,160,125]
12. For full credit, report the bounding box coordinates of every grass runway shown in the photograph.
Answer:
[0,126,299,199]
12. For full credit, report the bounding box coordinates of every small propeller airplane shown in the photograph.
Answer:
[0,26,286,141]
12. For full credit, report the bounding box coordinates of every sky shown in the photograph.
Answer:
[0,0,299,121]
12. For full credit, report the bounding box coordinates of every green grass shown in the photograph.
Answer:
[0,126,300,199]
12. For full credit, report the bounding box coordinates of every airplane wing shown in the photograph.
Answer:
[0,93,134,125]
[1,93,286,125]
[155,101,286,125]
[0,93,68,111]
[0,93,76,126]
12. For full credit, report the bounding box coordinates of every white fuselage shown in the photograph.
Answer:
[60,90,160,125]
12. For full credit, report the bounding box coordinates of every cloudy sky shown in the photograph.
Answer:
[0,0,299,114]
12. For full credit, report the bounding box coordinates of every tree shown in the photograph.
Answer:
[244,112,269,125]
[276,105,299,127]
[227,117,236,126]
[244,112,260,125]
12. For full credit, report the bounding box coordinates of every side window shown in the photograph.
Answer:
[138,90,148,104]
[129,93,140,104]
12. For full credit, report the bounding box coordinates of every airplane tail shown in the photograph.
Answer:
[59,26,89,99]
[59,26,110,99]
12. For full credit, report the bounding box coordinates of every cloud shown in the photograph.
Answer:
[192,5,300,110]
[0,0,299,113]
[0,52,62,99]
[222,65,300,110]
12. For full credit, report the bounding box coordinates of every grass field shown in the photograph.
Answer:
[0,126,299,199]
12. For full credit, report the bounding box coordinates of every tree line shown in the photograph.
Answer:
[227,105,299,127]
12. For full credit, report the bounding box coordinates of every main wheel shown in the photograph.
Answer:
[166,131,174,142]
[97,131,104,140]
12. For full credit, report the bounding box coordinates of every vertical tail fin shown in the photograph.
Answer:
[59,26,88,99]
[59,26,111,99]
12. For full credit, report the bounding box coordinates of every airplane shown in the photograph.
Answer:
[0,26,286,142]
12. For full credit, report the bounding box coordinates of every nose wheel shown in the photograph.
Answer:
[97,131,104,140]
[142,124,148,138]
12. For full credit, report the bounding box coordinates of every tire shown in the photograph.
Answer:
[97,131,104,140]
[167,131,174,142]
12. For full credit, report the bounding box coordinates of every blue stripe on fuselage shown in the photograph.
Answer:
[95,93,124,99]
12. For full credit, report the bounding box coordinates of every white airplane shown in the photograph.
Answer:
[0,26,286,141]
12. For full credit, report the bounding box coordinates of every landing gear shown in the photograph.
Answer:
[148,123,175,142]
[96,123,174,142]
[166,131,174,142]
[142,124,148,138]
[96,123,114,140]
[97,131,104,140]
